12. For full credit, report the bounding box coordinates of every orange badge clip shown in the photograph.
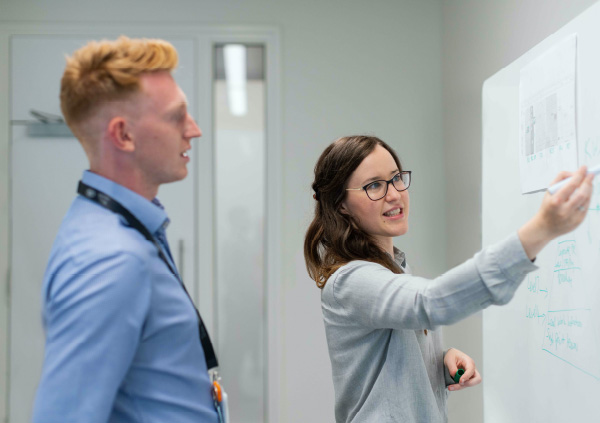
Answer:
[213,380,223,403]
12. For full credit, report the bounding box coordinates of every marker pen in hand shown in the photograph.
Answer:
[453,369,465,384]
[547,164,600,194]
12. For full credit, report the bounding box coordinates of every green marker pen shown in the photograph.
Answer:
[453,369,465,384]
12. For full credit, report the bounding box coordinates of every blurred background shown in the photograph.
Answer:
[0,1,598,421]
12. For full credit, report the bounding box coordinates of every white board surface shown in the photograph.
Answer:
[482,3,600,422]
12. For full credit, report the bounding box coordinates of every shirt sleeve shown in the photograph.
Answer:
[329,233,538,330]
[33,250,152,423]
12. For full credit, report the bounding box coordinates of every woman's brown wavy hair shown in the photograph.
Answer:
[304,135,404,288]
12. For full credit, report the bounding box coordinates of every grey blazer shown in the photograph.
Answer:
[321,233,537,422]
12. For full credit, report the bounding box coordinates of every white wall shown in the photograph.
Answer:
[441,1,599,422]
[0,1,444,422]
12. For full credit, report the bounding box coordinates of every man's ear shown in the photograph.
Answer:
[107,117,135,152]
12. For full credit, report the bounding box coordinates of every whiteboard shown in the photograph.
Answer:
[482,4,600,422]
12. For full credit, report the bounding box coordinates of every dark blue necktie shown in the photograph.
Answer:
[151,198,178,275]
[155,226,174,262]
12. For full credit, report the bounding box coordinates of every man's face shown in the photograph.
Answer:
[129,71,201,189]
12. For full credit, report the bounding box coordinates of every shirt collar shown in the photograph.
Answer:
[393,246,407,270]
[81,170,169,235]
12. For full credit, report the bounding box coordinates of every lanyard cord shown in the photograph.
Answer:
[77,181,219,370]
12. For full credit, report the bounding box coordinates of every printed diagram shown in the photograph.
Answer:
[521,89,573,157]
[519,34,578,193]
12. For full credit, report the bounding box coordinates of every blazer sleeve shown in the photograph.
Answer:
[329,233,537,330]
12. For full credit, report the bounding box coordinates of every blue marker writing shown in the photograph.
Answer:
[547,164,600,194]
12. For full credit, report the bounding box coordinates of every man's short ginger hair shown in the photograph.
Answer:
[60,36,178,127]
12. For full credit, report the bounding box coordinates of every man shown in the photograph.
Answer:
[33,37,219,423]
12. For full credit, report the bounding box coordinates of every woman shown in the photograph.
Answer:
[304,135,593,423]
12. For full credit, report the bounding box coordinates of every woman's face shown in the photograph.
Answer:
[340,144,410,252]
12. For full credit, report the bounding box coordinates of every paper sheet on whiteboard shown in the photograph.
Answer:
[519,34,577,194]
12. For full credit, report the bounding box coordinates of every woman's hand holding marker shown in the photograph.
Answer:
[518,166,595,261]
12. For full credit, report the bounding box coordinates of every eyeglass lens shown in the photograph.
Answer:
[365,172,410,200]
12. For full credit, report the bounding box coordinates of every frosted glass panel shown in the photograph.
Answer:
[214,45,266,422]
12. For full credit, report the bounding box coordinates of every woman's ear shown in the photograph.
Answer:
[339,201,350,216]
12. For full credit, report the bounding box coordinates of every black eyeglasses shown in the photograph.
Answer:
[346,171,411,201]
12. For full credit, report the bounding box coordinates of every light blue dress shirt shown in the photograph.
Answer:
[33,171,218,423]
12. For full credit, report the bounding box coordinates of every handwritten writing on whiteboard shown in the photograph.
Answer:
[524,234,600,381]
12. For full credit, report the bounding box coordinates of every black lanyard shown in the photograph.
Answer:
[77,181,219,370]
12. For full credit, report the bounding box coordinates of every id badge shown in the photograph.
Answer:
[212,373,230,423]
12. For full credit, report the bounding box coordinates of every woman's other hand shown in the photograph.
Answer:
[444,347,482,392]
